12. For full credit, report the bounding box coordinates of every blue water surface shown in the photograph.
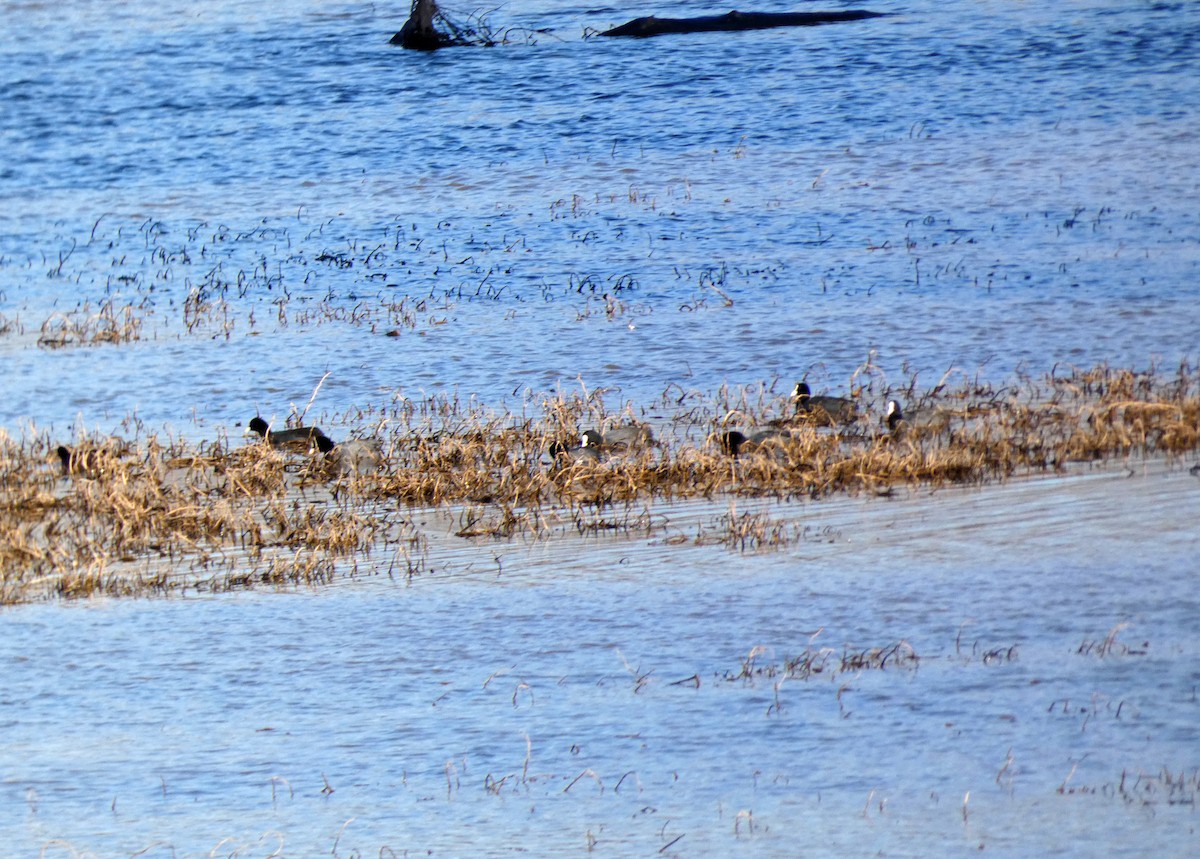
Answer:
[0,0,1197,438]
[1,1,1198,855]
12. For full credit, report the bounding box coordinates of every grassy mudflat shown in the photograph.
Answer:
[3,362,1198,604]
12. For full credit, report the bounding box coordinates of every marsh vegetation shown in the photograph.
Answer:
[4,361,1197,604]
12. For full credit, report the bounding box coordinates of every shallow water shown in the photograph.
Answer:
[1,0,1199,854]
[1,0,1198,437]
[3,462,1198,856]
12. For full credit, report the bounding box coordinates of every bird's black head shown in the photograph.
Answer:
[793,381,812,410]
[719,430,747,457]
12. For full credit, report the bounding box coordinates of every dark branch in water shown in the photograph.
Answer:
[393,3,886,49]
[390,0,498,50]
[600,9,888,39]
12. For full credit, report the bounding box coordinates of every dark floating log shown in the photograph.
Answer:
[601,9,888,39]
[392,2,886,50]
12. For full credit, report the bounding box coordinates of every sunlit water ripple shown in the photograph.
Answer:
[1,0,1198,854]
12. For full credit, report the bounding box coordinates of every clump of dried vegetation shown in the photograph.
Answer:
[730,639,921,684]
[2,362,1198,603]
[37,299,145,348]
[1058,764,1200,807]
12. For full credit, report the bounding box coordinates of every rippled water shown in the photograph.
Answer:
[4,464,1199,856]
[2,0,1199,854]
[1,0,1198,435]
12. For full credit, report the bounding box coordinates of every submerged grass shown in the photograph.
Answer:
[2,362,1198,603]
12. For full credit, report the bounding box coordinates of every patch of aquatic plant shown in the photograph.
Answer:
[1057,764,1200,807]
[182,285,236,337]
[37,298,145,348]
[1047,691,1139,732]
[1075,622,1149,657]
[729,640,920,684]
[729,622,1030,692]
[7,204,795,349]
[0,311,21,338]
[695,503,839,552]
[952,622,1020,665]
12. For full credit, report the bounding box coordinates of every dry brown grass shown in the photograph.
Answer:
[0,432,401,603]
[2,362,1198,603]
[37,299,145,348]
